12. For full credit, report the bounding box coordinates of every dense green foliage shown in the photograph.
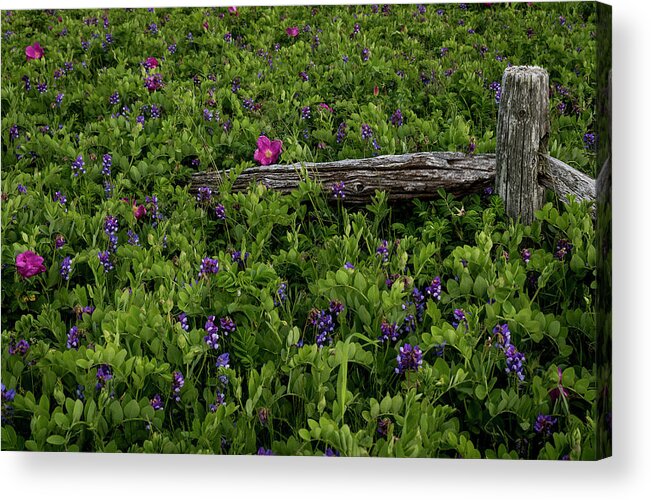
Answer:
[2,4,599,458]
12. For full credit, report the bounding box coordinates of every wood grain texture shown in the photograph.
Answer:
[190,152,596,206]
[191,152,496,203]
[495,66,549,224]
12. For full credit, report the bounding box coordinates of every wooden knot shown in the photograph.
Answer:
[518,109,527,119]
[352,183,363,193]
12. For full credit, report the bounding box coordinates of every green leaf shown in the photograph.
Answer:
[72,399,83,423]
[124,399,140,419]
[46,435,66,446]
[110,400,123,424]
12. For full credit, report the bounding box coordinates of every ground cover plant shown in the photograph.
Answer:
[1,3,601,458]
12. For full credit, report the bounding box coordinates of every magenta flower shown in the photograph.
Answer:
[253,135,282,165]
[286,26,299,38]
[145,57,159,69]
[318,103,333,112]
[16,251,46,278]
[228,6,238,15]
[549,367,570,402]
[25,42,44,60]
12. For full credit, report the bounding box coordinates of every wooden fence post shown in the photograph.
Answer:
[495,66,549,224]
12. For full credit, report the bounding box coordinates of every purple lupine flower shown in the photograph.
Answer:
[71,155,86,176]
[274,282,288,306]
[81,40,90,50]
[372,139,381,152]
[60,256,72,281]
[150,394,164,410]
[299,71,309,81]
[231,77,241,93]
[361,124,373,140]
[95,364,112,390]
[104,181,113,198]
[203,108,214,121]
[257,447,273,455]
[521,248,531,263]
[492,323,511,348]
[554,239,573,260]
[344,262,355,270]
[102,154,112,175]
[425,277,442,300]
[434,341,447,357]
[9,339,30,356]
[127,230,140,246]
[377,417,392,437]
[22,75,31,91]
[168,43,177,54]
[331,181,345,199]
[215,352,230,368]
[55,234,66,248]
[452,308,468,329]
[534,414,557,437]
[231,250,250,269]
[55,93,64,106]
[336,122,347,143]
[136,115,145,125]
[10,124,19,140]
[109,92,119,105]
[98,250,113,272]
[258,407,269,426]
[379,320,400,343]
[342,55,349,63]
[148,23,158,34]
[17,184,27,194]
[215,204,226,220]
[309,308,336,347]
[376,240,389,262]
[66,325,81,349]
[37,82,48,94]
[329,300,344,316]
[104,215,118,235]
[209,392,226,412]
[351,23,360,38]
[204,316,220,349]
[150,104,161,118]
[504,344,526,381]
[219,317,236,335]
[300,106,311,120]
[395,343,423,374]
[196,186,212,203]
[324,448,340,457]
[199,257,219,277]
[178,312,189,331]
[390,109,403,127]
[583,132,596,150]
[361,47,370,61]
[171,371,184,401]
[467,139,476,154]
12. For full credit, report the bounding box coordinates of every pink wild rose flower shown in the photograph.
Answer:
[228,7,238,15]
[146,57,159,69]
[286,27,299,38]
[16,251,46,278]
[253,136,282,165]
[25,42,44,60]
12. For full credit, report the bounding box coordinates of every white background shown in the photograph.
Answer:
[1,0,649,498]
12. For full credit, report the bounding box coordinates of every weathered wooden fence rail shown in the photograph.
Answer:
[191,66,597,224]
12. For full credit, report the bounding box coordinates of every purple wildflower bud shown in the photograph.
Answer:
[274,282,288,306]
[216,352,230,368]
[109,92,119,105]
[425,277,442,300]
[104,215,118,235]
[521,248,531,263]
[361,124,373,140]
[452,308,468,329]
[101,154,112,175]
[66,325,81,349]
[127,230,140,246]
[215,204,226,220]
[583,132,596,150]
[37,81,48,94]
[300,106,311,120]
[258,407,269,426]
[361,47,370,61]
[434,341,446,357]
[391,109,403,127]
[344,262,355,270]
[95,364,112,390]
[331,181,345,199]
[376,240,389,262]
[148,23,158,34]
[324,448,340,457]
[299,71,309,81]
[379,320,400,343]
[171,371,184,401]
[219,317,236,335]
[60,256,72,281]
[71,155,86,176]
[199,257,219,277]
[492,323,511,348]
[98,250,113,272]
[178,312,189,331]
[336,122,347,143]
[395,343,423,374]
[329,300,344,316]
[504,344,526,381]
[9,339,30,356]
[150,104,161,118]
[534,414,557,437]
[150,394,164,410]
[377,417,392,437]
[196,186,212,203]
[168,43,176,54]
[204,316,220,349]
[257,447,273,455]
[55,234,66,248]
[209,392,226,412]
[554,239,573,260]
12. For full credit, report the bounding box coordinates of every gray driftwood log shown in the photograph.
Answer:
[495,66,549,224]
[191,152,496,203]
[191,153,595,205]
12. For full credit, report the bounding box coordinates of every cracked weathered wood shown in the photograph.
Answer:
[191,151,596,206]
[191,152,496,203]
[495,66,549,224]
[541,155,596,204]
